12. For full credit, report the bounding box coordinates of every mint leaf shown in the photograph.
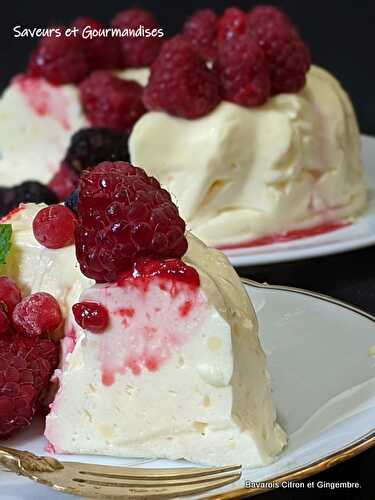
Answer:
[0,225,12,265]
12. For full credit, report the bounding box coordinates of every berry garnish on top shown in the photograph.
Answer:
[0,181,59,217]
[79,71,146,131]
[71,17,122,70]
[182,9,218,62]
[0,332,59,438]
[247,5,310,94]
[12,292,62,338]
[215,35,271,107]
[64,128,130,175]
[32,205,77,249]
[143,35,220,119]
[27,27,91,85]
[75,161,188,283]
[111,8,163,67]
[72,301,109,333]
[217,7,249,45]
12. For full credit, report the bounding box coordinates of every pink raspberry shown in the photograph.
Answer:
[48,163,79,201]
[182,9,218,61]
[0,332,59,438]
[143,35,220,119]
[111,8,163,67]
[216,35,271,107]
[0,277,22,316]
[72,302,109,333]
[27,27,91,85]
[247,6,310,94]
[75,161,188,283]
[12,293,62,338]
[71,17,122,70]
[79,71,146,131]
[217,7,248,44]
[33,205,77,249]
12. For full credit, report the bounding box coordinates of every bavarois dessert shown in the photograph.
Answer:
[0,161,286,467]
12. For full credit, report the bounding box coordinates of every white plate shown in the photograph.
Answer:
[1,280,375,499]
[225,135,375,267]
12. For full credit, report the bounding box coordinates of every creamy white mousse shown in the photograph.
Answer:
[0,203,93,320]
[45,233,286,467]
[0,68,149,187]
[130,65,367,247]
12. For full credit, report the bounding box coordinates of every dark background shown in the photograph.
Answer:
[1,1,375,499]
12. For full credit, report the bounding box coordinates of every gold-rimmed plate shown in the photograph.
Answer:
[1,279,375,499]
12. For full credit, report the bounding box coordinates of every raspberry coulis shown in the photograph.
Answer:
[217,221,349,251]
[14,75,71,130]
[99,259,202,386]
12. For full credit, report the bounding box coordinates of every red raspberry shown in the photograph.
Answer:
[216,35,271,107]
[0,333,58,437]
[118,258,200,288]
[33,205,77,249]
[0,306,10,335]
[248,7,310,94]
[75,161,188,283]
[72,302,109,333]
[111,8,162,67]
[72,17,122,70]
[27,27,91,85]
[143,36,220,119]
[48,163,79,201]
[182,9,218,62]
[0,277,22,315]
[217,7,248,44]
[12,292,62,338]
[79,71,145,131]
[247,5,293,29]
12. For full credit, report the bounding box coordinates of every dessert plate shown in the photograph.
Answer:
[226,134,375,267]
[1,279,374,499]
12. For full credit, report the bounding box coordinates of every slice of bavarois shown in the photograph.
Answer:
[45,233,286,467]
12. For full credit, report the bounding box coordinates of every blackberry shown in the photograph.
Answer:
[64,188,79,215]
[64,128,130,175]
[0,181,58,217]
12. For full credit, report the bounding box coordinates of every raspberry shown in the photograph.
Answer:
[143,36,220,119]
[182,9,218,61]
[248,7,310,94]
[79,71,145,131]
[0,277,22,316]
[72,17,122,70]
[0,181,59,218]
[247,5,293,29]
[75,161,188,283]
[0,306,10,335]
[33,205,77,249]
[72,301,109,333]
[12,292,62,338]
[217,7,248,44]
[216,35,271,107]
[27,27,90,85]
[48,163,79,201]
[64,128,130,175]
[0,332,58,437]
[111,8,162,67]
[118,258,200,288]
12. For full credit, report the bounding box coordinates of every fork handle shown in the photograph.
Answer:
[0,445,63,476]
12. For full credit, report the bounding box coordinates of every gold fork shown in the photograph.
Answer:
[0,445,242,498]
